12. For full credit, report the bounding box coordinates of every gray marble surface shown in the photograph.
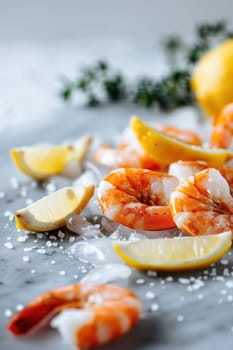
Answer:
[0,37,233,350]
[0,103,233,350]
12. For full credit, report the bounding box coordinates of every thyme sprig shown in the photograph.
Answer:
[60,20,232,111]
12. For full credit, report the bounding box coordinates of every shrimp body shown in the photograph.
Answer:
[93,143,160,170]
[169,160,233,195]
[154,123,203,146]
[97,168,179,230]
[8,283,141,349]
[210,102,233,149]
[170,168,233,236]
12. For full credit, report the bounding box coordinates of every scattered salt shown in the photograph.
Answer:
[145,291,155,299]
[150,303,159,312]
[136,278,145,285]
[51,260,56,265]
[178,278,190,285]
[22,256,30,262]
[4,210,14,221]
[221,289,227,295]
[226,281,233,289]
[59,270,66,276]
[58,230,65,239]
[37,248,46,254]
[30,269,36,274]
[4,309,13,317]
[166,276,173,282]
[17,235,28,242]
[45,182,56,194]
[46,241,52,247]
[0,192,5,198]
[25,198,33,205]
[221,259,229,265]
[4,242,13,250]
[177,315,184,322]
[227,295,233,302]
[216,276,225,282]
[16,304,24,311]
[10,177,19,189]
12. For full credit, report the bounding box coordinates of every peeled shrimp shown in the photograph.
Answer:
[93,143,160,170]
[154,123,203,146]
[170,168,233,236]
[8,283,142,349]
[97,168,179,230]
[169,160,233,195]
[210,102,233,149]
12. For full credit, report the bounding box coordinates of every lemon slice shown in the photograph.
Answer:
[10,136,92,180]
[130,116,233,167]
[112,232,232,271]
[15,185,94,232]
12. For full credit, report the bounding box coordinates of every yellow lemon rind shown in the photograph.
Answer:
[112,232,232,271]
[15,185,94,232]
[130,116,233,167]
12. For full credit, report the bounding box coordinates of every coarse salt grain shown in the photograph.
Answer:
[147,271,157,277]
[4,309,13,317]
[24,247,33,252]
[177,315,184,322]
[51,260,56,265]
[4,242,13,249]
[16,304,24,311]
[17,235,28,242]
[25,198,33,205]
[59,270,66,276]
[136,278,145,285]
[166,276,173,282]
[226,281,233,288]
[37,248,46,254]
[178,278,190,285]
[58,230,65,239]
[145,291,155,299]
[22,256,30,262]
[10,177,19,189]
[221,259,229,265]
[150,303,159,312]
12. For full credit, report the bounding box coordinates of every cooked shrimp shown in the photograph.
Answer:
[154,123,203,146]
[8,283,141,349]
[169,160,233,195]
[170,168,233,236]
[93,143,160,170]
[209,102,233,149]
[97,168,179,230]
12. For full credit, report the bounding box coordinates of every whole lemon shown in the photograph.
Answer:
[191,39,233,117]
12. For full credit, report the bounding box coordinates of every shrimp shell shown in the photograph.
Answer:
[97,168,179,231]
[170,168,233,236]
[8,283,142,349]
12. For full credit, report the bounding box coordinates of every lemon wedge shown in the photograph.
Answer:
[10,136,92,180]
[112,232,232,271]
[130,116,233,167]
[15,185,94,232]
